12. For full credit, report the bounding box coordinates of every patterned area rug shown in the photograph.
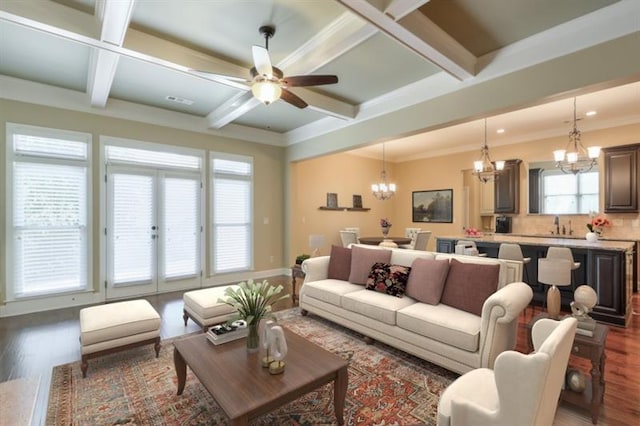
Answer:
[46,308,457,425]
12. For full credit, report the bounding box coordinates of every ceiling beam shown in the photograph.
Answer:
[88,0,135,108]
[338,0,476,80]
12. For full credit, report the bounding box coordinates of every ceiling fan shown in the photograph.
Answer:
[202,26,339,108]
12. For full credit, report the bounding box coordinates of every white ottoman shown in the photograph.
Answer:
[183,286,238,331]
[79,299,161,377]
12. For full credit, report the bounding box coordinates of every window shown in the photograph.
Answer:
[211,153,253,273]
[6,124,91,299]
[542,169,598,214]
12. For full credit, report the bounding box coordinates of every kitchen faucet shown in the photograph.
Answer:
[553,216,560,235]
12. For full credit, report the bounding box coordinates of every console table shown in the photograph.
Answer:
[526,313,608,424]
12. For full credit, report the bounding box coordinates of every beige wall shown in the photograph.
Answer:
[0,99,286,310]
[290,122,640,256]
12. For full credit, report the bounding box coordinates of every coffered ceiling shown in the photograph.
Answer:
[1,0,638,159]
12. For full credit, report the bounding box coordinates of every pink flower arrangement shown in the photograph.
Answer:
[380,218,392,228]
[587,215,611,235]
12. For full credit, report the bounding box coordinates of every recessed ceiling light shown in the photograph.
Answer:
[496,128,505,134]
[586,110,597,116]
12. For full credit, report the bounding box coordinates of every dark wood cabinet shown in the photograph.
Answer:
[604,145,639,212]
[528,168,543,214]
[494,159,521,214]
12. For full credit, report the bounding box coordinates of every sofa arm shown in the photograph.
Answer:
[478,282,533,369]
[301,256,330,283]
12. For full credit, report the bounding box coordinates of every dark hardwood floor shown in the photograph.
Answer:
[1,275,638,426]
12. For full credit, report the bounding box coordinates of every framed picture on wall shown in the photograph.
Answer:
[326,192,338,208]
[412,189,453,223]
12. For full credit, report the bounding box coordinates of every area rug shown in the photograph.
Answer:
[47,308,457,425]
[0,376,40,426]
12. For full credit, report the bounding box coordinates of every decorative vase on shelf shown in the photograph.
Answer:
[586,232,598,242]
[381,226,390,237]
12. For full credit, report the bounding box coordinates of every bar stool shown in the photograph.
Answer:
[546,247,581,290]
[498,243,531,283]
[538,258,572,319]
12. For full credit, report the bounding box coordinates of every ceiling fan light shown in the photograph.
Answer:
[252,81,282,104]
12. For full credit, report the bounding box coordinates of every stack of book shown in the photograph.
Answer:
[575,319,596,337]
[206,320,248,345]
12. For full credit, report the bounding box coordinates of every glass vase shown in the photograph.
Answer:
[246,321,260,353]
[381,226,390,237]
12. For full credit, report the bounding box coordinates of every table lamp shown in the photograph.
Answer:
[537,258,572,319]
[309,234,325,257]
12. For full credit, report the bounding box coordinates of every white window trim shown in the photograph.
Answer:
[6,123,93,301]
[210,151,254,275]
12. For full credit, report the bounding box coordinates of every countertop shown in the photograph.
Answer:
[438,234,635,252]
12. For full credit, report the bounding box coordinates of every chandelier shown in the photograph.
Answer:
[371,143,396,200]
[553,97,600,174]
[472,119,504,183]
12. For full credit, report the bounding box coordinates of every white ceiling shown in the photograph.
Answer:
[0,0,638,159]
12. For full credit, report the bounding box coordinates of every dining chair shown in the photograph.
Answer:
[339,230,358,248]
[411,231,432,251]
[400,228,422,249]
[343,227,360,241]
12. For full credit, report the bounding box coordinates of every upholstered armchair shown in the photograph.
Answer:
[437,317,578,426]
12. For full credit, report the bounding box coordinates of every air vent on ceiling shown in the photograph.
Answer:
[165,95,194,105]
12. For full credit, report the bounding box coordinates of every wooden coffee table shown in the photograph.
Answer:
[173,328,349,425]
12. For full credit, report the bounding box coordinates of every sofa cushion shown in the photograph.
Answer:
[327,245,352,281]
[348,245,392,285]
[342,289,416,325]
[397,302,481,352]
[405,258,450,304]
[365,262,411,297]
[440,258,500,316]
[302,279,362,307]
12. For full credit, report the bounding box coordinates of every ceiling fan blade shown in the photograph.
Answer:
[252,45,273,79]
[282,75,338,87]
[281,88,308,109]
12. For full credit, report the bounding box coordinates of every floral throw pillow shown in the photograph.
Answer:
[365,262,412,297]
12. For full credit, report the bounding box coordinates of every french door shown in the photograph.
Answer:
[106,165,202,299]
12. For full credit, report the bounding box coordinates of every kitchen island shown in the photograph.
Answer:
[436,235,635,326]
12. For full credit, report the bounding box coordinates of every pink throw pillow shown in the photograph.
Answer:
[348,246,392,285]
[440,259,499,316]
[327,245,352,281]
[405,258,450,304]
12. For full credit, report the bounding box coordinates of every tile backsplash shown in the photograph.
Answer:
[511,213,640,241]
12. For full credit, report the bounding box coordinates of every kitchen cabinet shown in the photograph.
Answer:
[478,179,495,215]
[604,145,639,212]
[494,159,521,214]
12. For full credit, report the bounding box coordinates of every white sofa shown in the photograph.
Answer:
[299,245,532,374]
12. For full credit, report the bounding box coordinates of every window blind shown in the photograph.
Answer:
[10,130,90,298]
[212,155,253,273]
[163,176,200,279]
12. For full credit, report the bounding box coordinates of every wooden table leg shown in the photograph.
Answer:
[334,365,348,425]
[174,346,187,395]
[229,415,248,425]
[590,351,603,424]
